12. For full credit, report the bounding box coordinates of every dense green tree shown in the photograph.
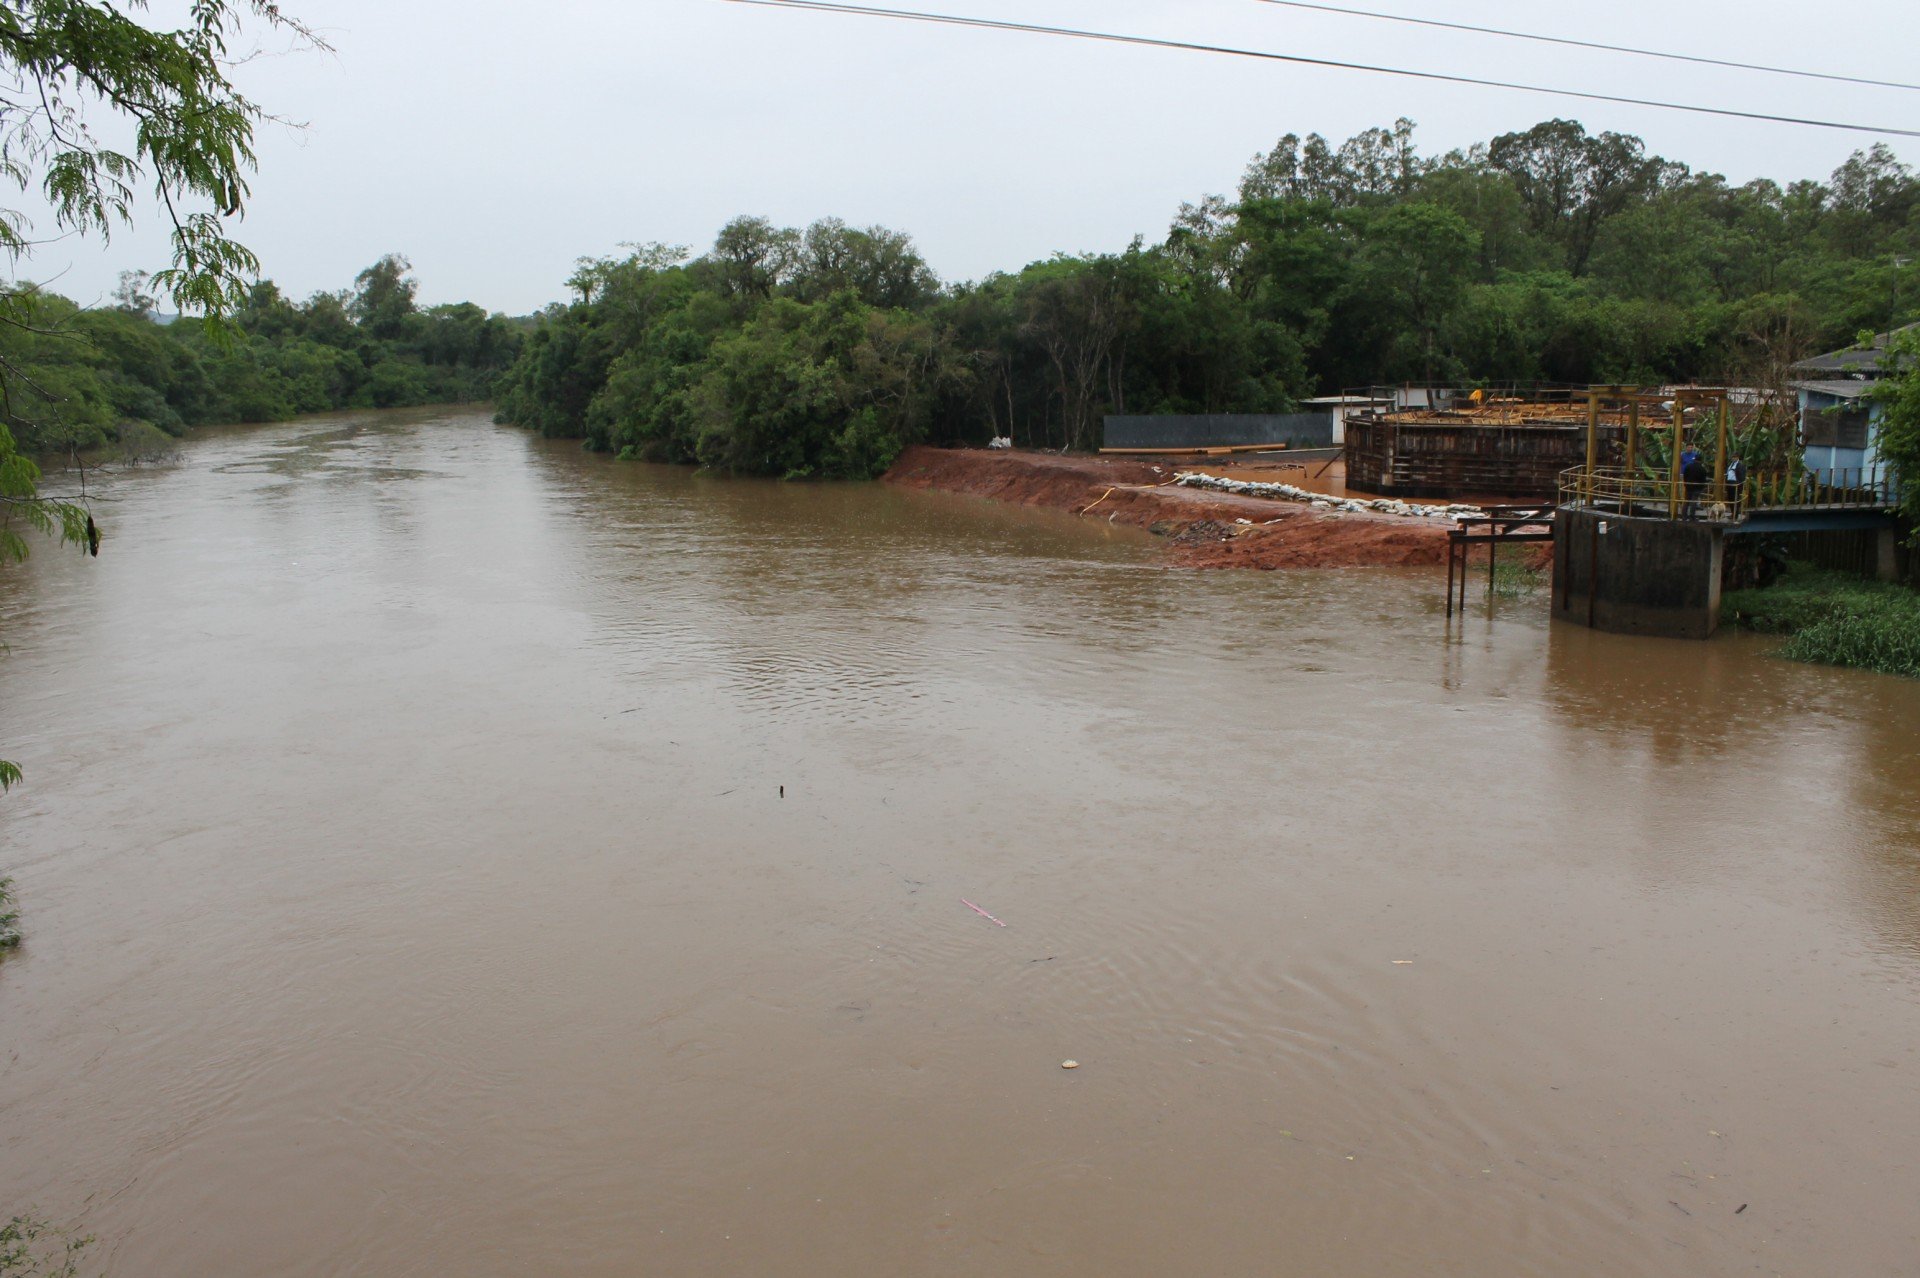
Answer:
[1415,162,1543,280]
[350,254,419,341]
[1487,119,1672,276]
[1232,197,1349,349]
[789,218,938,310]
[1870,328,1920,534]
[1240,119,1419,207]
[0,0,323,807]
[710,216,799,303]
[0,1,319,322]
[1341,203,1480,382]
[1827,145,1920,258]
[0,260,521,456]
[493,117,1920,478]
[1015,254,1140,452]
[494,308,616,439]
[690,293,964,478]
[1,0,319,587]
[1589,190,1723,306]
[586,288,732,461]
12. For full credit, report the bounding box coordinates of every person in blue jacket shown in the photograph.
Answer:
[1681,448,1709,520]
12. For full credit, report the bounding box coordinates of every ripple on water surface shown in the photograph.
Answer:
[1,409,1917,1278]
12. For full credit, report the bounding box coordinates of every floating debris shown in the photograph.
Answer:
[960,899,1006,927]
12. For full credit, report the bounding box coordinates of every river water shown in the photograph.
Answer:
[2,407,1917,1277]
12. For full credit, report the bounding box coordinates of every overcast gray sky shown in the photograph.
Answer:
[18,0,1920,314]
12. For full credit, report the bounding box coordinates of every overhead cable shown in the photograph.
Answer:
[1252,0,1920,93]
[719,0,1920,138]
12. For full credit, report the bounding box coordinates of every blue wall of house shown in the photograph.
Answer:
[1798,389,1881,482]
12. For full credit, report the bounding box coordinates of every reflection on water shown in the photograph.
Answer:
[1,408,1917,1278]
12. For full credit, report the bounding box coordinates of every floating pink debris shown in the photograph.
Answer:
[961,899,1006,927]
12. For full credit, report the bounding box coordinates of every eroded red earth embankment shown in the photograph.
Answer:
[882,445,1459,570]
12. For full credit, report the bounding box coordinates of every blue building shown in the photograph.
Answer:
[1791,322,1915,486]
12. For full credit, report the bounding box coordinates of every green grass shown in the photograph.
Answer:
[0,877,18,949]
[1490,560,1545,598]
[1723,565,1920,679]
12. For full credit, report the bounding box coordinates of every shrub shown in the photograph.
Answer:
[1723,564,1920,678]
[1778,597,1920,677]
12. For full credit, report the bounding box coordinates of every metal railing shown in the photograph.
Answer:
[1739,467,1893,512]
[1558,466,1894,521]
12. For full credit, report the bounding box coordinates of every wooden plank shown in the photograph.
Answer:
[1097,443,1293,456]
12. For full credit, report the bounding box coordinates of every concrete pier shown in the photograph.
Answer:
[1552,507,1726,640]
[1545,384,1900,640]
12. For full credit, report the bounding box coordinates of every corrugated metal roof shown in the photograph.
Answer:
[1791,379,1875,400]
[1790,321,1920,375]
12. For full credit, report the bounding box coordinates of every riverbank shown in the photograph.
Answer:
[882,445,1456,569]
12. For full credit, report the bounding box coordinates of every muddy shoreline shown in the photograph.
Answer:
[882,445,1459,570]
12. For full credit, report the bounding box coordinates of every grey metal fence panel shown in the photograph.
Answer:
[1102,413,1332,450]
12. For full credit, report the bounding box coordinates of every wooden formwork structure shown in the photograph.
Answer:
[1345,395,1632,499]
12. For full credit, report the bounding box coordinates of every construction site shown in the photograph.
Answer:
[1098,385,1652,504]
[1342,386,1630,498]
[894,383,1909,637]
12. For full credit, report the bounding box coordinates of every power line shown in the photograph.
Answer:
[1252,0,1920,93]
[719,0,1920,138]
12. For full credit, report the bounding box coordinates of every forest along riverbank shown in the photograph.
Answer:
[883,446,1456,570]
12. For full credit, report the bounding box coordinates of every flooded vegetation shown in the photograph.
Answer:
[1725,564,1920,677]
[2,408,1917,1276]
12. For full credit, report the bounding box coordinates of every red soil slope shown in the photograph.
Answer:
[882,446,1456,570]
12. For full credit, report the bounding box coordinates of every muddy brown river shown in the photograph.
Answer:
[2,407,1917,1276]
